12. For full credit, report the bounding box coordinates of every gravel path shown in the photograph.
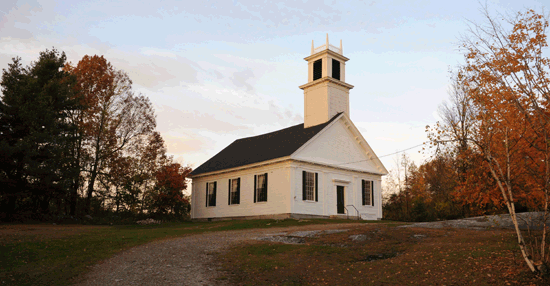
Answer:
[75,223,358,286]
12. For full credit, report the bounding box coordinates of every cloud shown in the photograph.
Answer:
[3,0,510,179]
[150,78,304,169]
[161,133,215,154]
[152,82,303,135]
[155,104,249,134]
[0,37,52,69]
[0,1,40,29]
[230,68,255,92]
[109,50,200,89]
[1,26,34,40]
[0,0,64,41]
[0,41,202,94]
[140,48,178,59]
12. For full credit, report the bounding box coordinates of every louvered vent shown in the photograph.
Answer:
[332,59,340,80]
[313,59,322,80]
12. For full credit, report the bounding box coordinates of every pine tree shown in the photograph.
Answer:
[0,49,82,220]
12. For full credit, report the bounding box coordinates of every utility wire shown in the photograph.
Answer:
[337,143,425,166]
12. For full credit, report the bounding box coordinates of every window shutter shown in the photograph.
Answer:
[361,180,365,205]
[371,180,374,206]
[254,175,257,203]
[206,182,208,207]
[228,179,231,205]
[264,173,268,202]
[237,178,241,204]
[315,173,318,202]
[212,182,217,206]
[302,171,306,200]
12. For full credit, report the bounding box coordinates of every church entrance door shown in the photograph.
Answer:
[336,186,345,214]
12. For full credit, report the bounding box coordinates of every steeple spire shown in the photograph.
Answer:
[300,35,353,128]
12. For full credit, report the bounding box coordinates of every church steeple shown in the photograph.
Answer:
[300,34,354,128]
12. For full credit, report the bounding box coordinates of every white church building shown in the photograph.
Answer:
[189,37,388,220]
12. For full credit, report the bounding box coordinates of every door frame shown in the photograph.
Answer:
[331,178,351,215]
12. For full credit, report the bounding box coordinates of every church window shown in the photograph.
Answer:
[362,180,374,206]
[254,173,268,202]
[228,178,240,205]
[313,59,322,80]
[302,171,318,201]
[206,181,217,207]
[332,59,340,80]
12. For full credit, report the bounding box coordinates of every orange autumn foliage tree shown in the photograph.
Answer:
[66,55,156,214]
[150,163,192,216]
[450,150,504,214]
[435,8,550,273]
[383,153,465,222]
[64,56,113,216]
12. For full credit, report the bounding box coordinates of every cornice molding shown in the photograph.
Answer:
[299,77,354,90]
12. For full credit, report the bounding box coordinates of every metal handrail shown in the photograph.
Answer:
[346,205,359,220]
[341,206,349,219]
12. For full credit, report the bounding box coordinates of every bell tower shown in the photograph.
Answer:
[300,34,354,128]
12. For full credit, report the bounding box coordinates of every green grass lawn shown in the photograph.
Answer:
[0,218,373,285]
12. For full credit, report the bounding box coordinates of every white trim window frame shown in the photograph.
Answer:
[254,173,268,203]
[362,180,374,206]
[206,181,217,207]
[228,178,240,205]
[302,171,318,202]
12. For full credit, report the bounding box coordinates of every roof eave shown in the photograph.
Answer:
[189,156,292,179]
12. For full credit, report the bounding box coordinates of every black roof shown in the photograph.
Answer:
[189,113,342,176]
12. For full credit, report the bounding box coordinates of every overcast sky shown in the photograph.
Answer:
[1,0,548,175]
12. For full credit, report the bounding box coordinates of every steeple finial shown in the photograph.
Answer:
[311,40,314,54]
[340,39,342,54]
[326,33,329,49]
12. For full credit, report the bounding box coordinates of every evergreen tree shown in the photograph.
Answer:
[0,49,82,220]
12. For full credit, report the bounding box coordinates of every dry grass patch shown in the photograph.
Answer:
[220,224,549,285]
[0,224,106,244]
